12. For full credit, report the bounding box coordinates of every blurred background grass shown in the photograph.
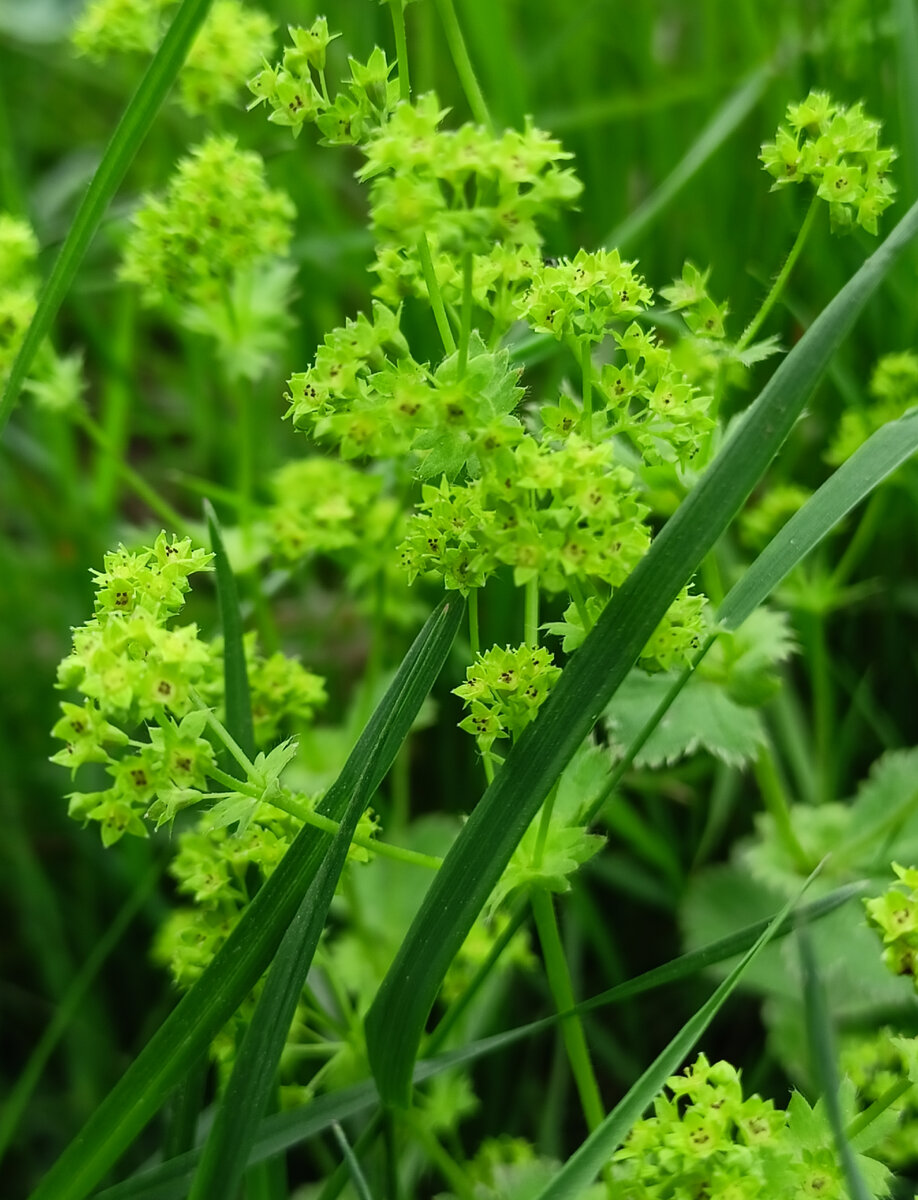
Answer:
[2,0,918,1193]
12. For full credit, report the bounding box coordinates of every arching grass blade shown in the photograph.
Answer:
[0,0,214,439]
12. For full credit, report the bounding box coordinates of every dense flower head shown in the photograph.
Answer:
[760,90,896,233]
[400,433,649,594]
[865,863,918,984]
[268,457,385,560]
[518,249,653,343]
[454,644,561,749]
[73,0,273,114]
[248,24,397,145]
[121,136,295,309]
[612,1053,889,1199]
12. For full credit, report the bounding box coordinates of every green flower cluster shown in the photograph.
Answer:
[268,457,385,560]
[595,322,715,467]
[659,261,730,341]
[613,1053,890,1199]
[760,90,896,233]
[399,433,649,593]
[827,351,918,466]
[51,534,216,843]
[50,533,328,845]
[840,1028,918,1168]
[248,22,397,146]
[360,95,582,314]
[518,248,653,344]
[454,644,561,750]
[288,322,522,467]
[865,863,918,984]
[0,212,38,378]
[73,0,274,116]
[121,135,295,310]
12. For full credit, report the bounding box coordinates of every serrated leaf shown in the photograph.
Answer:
[605,670,765,767]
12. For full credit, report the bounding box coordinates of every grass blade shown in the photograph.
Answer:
[0,867,157,1168]
[94,881,860,1200]
[0,0,214,440]
[531,877,816,1199]
[365,198,918,1106]
[331,1123,375,1200]
[720,406,918,629]
[28,596,463,1200]
[604,64,771,250]
[187,597,417,1199]
[798,928,874,1200]
[205,500,255,757]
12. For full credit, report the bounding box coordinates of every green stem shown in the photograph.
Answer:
[581,340,593,440]
[524,576,539,648]
[273,790,443,870]
[737,195,819,352]
[468,587,480,657]
[803,607,834,803]
[568,577,592,632]
[194,697,255,776]
[530,889,607,1139]
[753,742,811,872]
[388,0,411,100]
[417,233,456,354]
[458,250,474,377]
[532,782,560,866]
[432,0,492,130]
[845,1078,912,1141]
[403,1111,474,1200]
[76,410,190,535]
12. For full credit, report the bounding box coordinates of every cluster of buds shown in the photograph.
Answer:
[760,90,896,233]
[454,644,561,751]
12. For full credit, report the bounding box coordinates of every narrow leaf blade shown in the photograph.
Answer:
[205,500,255,757]
[28,597,463,1200]
[0,0,214,439]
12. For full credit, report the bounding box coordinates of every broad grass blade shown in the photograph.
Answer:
[531,880,814,1199]
[28,597,463,1200]
[0,0,214,439]
[365,199,918,1106]
[186,599,417,1199]
[205,500,255,757]
[93,881,860,1200]
[799,929,875,1200]
[604,64,771,250]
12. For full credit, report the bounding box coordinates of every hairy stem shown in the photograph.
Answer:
[737,194,819,351]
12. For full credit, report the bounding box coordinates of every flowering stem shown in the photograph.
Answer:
[737,194,819,352]
[192,695,256,777]
[432,0,492,131]
[845,1078,912,1141]
[753,741,811,871]
[530,889,608,1148]
[532,781,560,866]
[75,409,190,536]
[273,791,443,870]
[581,339,593,440]
[568,576,592,632]
[457,250,474,376]
[388,0,411,101]
[468,587,480,657]
[524,576,539,648]
[417,233,457,354]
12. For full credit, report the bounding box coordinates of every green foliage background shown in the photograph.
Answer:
[3,0,918,1196]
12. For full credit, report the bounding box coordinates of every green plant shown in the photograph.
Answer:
[4,3,918,1198]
